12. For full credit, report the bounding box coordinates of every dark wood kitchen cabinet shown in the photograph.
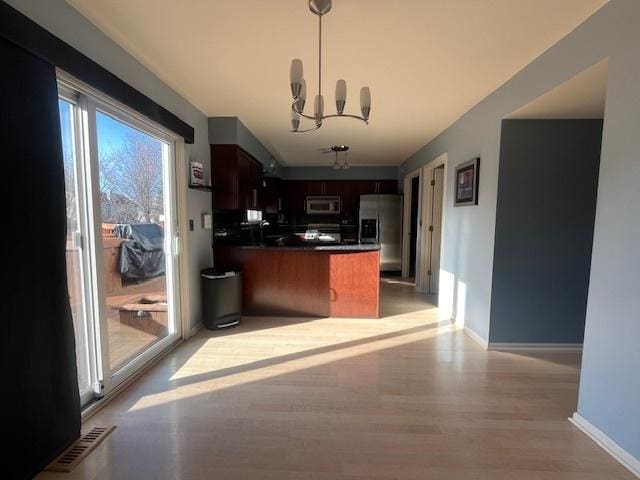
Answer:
[244,150,263,210]
[339,181,361,217]
[322,181,341,196]
[338,180,398,215]
[278,179,398,218]
[304,181,324,196]
[285,181,343,215]
[264,177,285,213]
[287,181,308,215]
[298,180,343,197]
[376,180,398,194]
[357,180,399,196]
[211,144,263,211]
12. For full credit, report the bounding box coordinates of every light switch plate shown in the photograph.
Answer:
[201,213,212,229]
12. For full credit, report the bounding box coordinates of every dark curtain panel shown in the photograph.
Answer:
[1,38,81,479]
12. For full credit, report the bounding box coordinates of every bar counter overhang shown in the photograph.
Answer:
[214,244,380,318]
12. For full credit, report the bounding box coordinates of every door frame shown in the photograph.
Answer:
[402,167,423,281]
[416,153,448,293]
[57,86,102,407]
[57,70,188,402]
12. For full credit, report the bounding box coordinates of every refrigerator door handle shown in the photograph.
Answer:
[377,196,381,243]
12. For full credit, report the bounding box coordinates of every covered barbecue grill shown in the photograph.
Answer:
[112,223,166,280]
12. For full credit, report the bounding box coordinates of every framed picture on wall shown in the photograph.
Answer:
[454,157,480,206]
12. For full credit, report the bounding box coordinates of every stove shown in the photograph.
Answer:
[302,223,341,243]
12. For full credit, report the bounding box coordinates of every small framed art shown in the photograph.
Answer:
[454,157,480,207]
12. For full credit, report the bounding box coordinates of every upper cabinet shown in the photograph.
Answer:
[210,155,398,215]
[281,179,398,218]
[211,145,264,211]
[287,181,308,215]
[340,180,398,215]
[375,180,399,194]
[347,179,398,197]
[322,181,342,196]
[303,181,341,196]
[357,180,398,195]
[263,177,285,214]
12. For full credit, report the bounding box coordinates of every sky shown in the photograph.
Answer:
[58,100,167,225]
[58,99,165,201]
[58,98,162,161]
[96,111,133,157]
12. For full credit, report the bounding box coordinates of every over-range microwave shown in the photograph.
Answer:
[306,196,341,215]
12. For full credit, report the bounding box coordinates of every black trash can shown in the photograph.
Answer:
[201,268,242,329]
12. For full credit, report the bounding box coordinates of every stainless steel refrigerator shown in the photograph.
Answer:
[359,194,403,272]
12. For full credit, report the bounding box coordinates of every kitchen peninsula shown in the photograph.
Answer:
[214,244,380,318]
[209,143,400,319]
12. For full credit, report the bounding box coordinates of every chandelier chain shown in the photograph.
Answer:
[318,14,322,97]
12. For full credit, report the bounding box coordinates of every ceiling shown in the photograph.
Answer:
[66,0,608,166]
[508,59,608,119]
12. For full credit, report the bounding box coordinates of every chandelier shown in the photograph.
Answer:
[331,145,350,170]
[289,0,371,133]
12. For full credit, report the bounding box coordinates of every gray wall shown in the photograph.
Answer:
[9,0,213,332]
[489,120,602,344]
[578,4,640,458]
[403,0,640,461]
[208,116,284,177]
[208,117,398,181]
[208,116,238,144]
[236,119,284,177]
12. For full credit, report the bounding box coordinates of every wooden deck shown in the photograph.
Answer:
[105,277,167,371]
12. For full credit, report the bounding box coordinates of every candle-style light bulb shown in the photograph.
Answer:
[290,59,304,98]
[332,152,341,169]
[314,94,324,125]
[342,151,350,170]
[297,79,307,112]
[335,79,347,114]
[291,109,300,132]
[360,86,371,121]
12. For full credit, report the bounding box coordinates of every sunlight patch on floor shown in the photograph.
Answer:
[131,321,452,412]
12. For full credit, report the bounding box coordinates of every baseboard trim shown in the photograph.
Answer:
[189,322,203,338]
[488,342,583,351]
[569,412,640,478]
[462,326,488,350]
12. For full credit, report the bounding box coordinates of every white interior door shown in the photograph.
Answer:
[417,154,447,294]
[428,166,445,294]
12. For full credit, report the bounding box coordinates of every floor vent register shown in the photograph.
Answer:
[45,425,116,472]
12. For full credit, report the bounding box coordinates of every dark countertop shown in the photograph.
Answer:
[218,243,380,252]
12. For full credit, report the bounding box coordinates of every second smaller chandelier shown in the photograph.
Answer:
[290,0,371,133]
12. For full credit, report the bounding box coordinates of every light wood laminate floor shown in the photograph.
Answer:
[38,278,634,479]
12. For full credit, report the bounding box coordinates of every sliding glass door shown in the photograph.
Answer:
[59,95,97,407]
[57,75,182,407]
